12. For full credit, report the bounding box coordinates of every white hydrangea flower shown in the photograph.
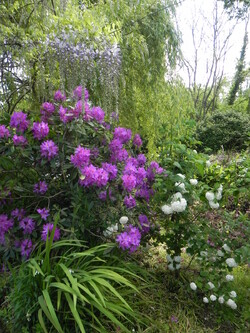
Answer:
[105,223,118,236]
[218,296,224,304]
[229,291,237,298]
[217,250,224,257]
[209,201,219,209]
[208,282,215,289]
[161,204,173,215]
[174,256,181,263]
[205,191,215,201]
[172,192,182,201]
[168,263,175,271]
[190,282,197,291]
[175,182,186,192]
[226,299,237,309]
[166,254,173,262]
[200,251,208,257]
[222,244,231,252]
[175,264,181,270]
[203,297,209,303]
[226,274,234,282]
[190,179,198,186]
[226,258,237,268]
[177,173,185,179]
[215,191,222,201]
[171,198,187,213]
[210,295,217,301]
[206,160,211,167]
[119,216,128,225]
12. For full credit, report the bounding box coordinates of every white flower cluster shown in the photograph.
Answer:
[119,216,128,225]
[218,295,237,309]
[202,291,237,309]
[205,185,223,209]
[167,254,181,271]
[103,223,118,237]
[189,178,198,186]
[226,274,234,282]
[226,257,237,268]
[190,282,197,291]
[161,192,187,215]
[208,281,215,289]
[206,160,211,168]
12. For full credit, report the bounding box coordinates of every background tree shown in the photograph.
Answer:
[228,17,249,105]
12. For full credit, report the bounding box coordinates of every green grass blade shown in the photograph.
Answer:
[42,290,64,333]
[38,308,49,333]
[65,293,86,333]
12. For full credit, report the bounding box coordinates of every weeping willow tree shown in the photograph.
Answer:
[0,0,181,153]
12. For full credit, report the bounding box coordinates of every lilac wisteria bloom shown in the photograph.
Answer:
[0,125,10,139]
[0,214,13,244]
[133,134,142,147]
[116,225,141,252]
[34,181,48,195]
[71,146,91,168]
[40,140,58,160]
[13,135,27,146]
[41,223,60,242]
[32,122,49,140]
[10,111,29,133]
[37,208,50,221]
[20,217,35,234]
[124,195,136,209]
[54,90,66,102]
[20,239,33,258]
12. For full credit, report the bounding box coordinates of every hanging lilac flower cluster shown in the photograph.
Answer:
[46,30,121,99]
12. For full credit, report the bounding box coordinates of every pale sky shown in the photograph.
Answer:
[175,0,250,86]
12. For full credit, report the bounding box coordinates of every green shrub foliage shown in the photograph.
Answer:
[197,110,249,152]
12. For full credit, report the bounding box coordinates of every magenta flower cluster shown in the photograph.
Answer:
[0,125,10,139]
[34,181,48,195]
[116,225,141,252]
[40,140,59,160]
[41,223,60,242]
[32,121,49,140]
[10,111,30,133]
[0,214,13,244]
[71,146,91,168]
[13,135,27,146]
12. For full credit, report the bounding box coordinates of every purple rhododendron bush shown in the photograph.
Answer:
[0,86,165,266]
